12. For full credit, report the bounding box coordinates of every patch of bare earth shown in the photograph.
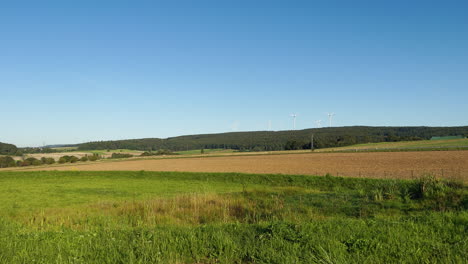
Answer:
[20,151,468,181]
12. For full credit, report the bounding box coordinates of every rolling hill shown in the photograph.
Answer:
[77,126,468,152]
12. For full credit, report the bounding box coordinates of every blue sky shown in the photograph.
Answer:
[1,0,467,147]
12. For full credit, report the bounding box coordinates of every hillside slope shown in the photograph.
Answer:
[0,142,17,155]
[77,126,468,151]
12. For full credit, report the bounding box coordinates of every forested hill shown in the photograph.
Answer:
[77,126,468,152]
[0,142,18,155]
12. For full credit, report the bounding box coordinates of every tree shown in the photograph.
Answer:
[44,157,55,164]
[0,156,16,168]
[0,142,18,155]
[88,153,100,161]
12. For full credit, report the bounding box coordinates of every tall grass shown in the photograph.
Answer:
[0,171,466,263]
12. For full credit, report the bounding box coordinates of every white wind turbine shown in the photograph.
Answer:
[290,114,298,130]
[315,120,322,128]
[327,112,335,127]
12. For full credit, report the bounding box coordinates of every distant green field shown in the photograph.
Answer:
[50,146,78,151]
[317,138,468,152]
[0,171,466,263]
[88,149,144,155]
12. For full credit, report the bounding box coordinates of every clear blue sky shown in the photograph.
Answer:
[1,0,467,147]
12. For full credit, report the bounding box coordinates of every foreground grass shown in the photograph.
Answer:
[0,171,466,263]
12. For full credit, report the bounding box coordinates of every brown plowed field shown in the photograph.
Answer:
[18,151,468,181]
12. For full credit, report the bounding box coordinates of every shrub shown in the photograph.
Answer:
[140,150,177,156]
[45,158,55,164]
[80,156,89,162]
[110,153,133,159]
[88,154,100,161]
[0,156,16,168]
[60,156,71,162]
[24,157,42,166]
[31,160,43,166]
[40,157,55,165]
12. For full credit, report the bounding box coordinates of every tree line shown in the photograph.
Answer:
[76,126,468,152]
[0,154,101,168]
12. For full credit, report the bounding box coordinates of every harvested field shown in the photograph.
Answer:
[22,152,92,161]
[19,151,468,181]
[12,150,144,161]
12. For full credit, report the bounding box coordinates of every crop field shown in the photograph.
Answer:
[0,170,466,263]
[18,151,468,181]
[14,149,144,161]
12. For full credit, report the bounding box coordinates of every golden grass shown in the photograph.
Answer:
[13,190,315,230]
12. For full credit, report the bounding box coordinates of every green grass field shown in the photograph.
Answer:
[87,149,144,155]
[50,146,79,151]
[0,171,466,263]
[317,138,468,152]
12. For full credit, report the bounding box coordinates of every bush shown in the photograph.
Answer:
[61,156,72,162]
[45,158,55,164]
[31,160,43,166]
[140,149,178,156]
[20,160,31,166]
[110,153,133,159]
[58,157,67,164]
[69,156,79,163]
[88,154,100,161]
[41,157,55,165]
[80,156,89,162]
[0,156,16,168]
[24,158,42,166]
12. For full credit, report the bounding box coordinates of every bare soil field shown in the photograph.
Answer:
[16,151,468,181]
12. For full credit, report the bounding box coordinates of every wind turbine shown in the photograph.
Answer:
[290,114,298,130]
[315,120,322,128]
[327,113,335,127]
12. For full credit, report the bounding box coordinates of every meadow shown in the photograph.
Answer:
[315,138,468,152]
[0,170,466,263]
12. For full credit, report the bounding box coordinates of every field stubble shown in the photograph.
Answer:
[20,150,468,181]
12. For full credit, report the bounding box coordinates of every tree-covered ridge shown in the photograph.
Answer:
[77,126,468,151]
[0,142,17,155]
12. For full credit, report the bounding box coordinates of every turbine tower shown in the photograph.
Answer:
[327,113,335,127]
[315,120,322,128]
[290,114,297,130]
